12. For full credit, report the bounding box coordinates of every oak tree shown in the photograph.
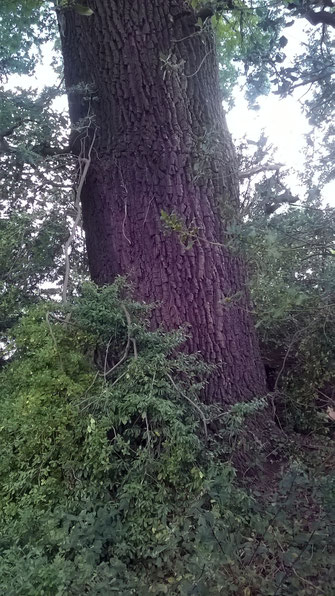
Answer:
[58,0,267,405]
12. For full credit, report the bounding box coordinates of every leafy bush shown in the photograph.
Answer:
[240,206,335,431]
[0,281,334,595]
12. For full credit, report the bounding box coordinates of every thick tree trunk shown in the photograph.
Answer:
[60,0,267,404]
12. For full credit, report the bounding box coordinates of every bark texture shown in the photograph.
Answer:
[60,0,267,404]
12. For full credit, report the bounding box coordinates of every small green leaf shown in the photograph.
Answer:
[75,4,94,16]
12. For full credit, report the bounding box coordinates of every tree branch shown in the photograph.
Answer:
[288,3,335,28]
[62,129,96,304]
[166,372,208,440]
[304,8,335,28]
[0,118,70,159]
[33,144,70,157]
[239,163,283,180]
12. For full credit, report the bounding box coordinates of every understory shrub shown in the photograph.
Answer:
[0,281,334,595]
[239,206,335,432]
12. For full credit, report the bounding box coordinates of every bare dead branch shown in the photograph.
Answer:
[62,128,96,304]
[239,163,284,180]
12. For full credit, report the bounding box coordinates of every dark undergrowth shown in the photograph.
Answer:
[0,281,334,595]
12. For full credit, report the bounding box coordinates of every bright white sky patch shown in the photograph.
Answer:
[228,92,311,172]
[228,95,335,206]
[228,93,335,206]
[227,19,335,207]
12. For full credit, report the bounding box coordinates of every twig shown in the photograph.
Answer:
[45,311,64,370]
[104,332,130,378]
[292,568,323,593]
[83,371,100,399]
[131,337,138,359]
[103,336,114,380]
[274,528,318,595]
[185,50,213,77]
[239,162,283,179]
[119,166,131,245]
[166,372,208,439]
[144,411,151,451]
[45,311,58,352]
[274,319,316,391]
[104,304,134,377]
[62,128,96,304]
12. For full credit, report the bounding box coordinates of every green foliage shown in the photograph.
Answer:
[239,204,335,431]
[0,211,68,339]
[0,282,205,592]
[0,0,54,77]
[0,85,68,163]
[160,210,199,249]
[56,0,94,16]
[0,282,334,595]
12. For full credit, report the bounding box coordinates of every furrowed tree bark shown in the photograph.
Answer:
[59,0,267,405]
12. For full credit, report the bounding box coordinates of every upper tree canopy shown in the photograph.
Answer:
[1,0,334,155]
